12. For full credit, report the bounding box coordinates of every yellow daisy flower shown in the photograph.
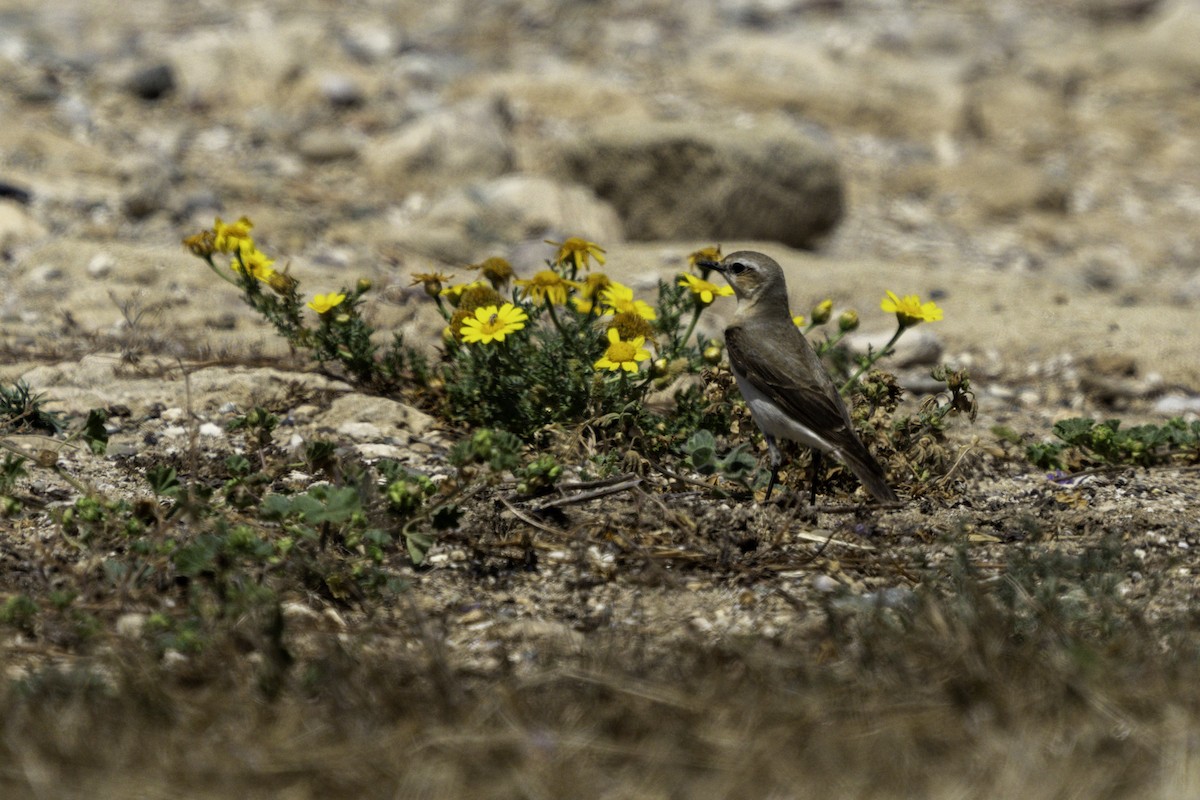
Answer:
[546,237,606,272]
[515,269,578,306]
[231,242,277,283]
[460,303,529,345]
[687,245,723,272]
[212,216,254,254]
[881,290,943,328]
[307,292,347,314]
[600,282,656,321]
[571,272,613,313]
[678,273,734,306]
[594,327,651,373]
[441,280,488,305]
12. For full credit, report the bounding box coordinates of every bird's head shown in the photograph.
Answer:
[699,251,790,314]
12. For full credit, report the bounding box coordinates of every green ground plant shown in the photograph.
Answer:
[181,219,976,498]
[1020,416,1200,471]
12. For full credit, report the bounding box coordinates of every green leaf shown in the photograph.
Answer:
[173,535,221,577]
[83,409,109,455]
[405,530,434,565]
[146,465,180,496]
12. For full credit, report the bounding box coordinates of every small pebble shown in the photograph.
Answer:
[124,63,175,100]
[87,253,115,279]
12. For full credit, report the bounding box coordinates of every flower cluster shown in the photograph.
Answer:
[184,216,340,313]
[432,237,667,377]
[181,216,958,472]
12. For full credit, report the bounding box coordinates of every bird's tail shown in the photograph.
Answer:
[835,442,900,503]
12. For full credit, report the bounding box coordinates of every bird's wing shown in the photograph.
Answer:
[725,323,854,437]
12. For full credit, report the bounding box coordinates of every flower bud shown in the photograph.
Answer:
[811,299,833,325]
[838,309,859,332]
[356,278,373,294]
[651,358,670,378]
[702,344,723,365]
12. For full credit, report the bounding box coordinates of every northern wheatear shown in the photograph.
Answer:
[702,251,899,504]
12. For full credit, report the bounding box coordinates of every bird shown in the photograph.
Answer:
[699,250,899,504]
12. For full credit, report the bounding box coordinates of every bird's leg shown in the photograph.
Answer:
[808,450,823,505]
[763,434,782,501]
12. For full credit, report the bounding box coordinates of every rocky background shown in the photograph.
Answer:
[3,0,1200,796]
[2,0,1200,394]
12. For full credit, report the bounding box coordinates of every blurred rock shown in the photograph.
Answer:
[338,23,398,63]
[554,118,843,248]
[313,394,437,445]
[1153,394,1200,415]
[942,152,1069,221]
[364,98,515,194]
[295,128,361,163]
[87,253,115,279]
[124,63,175,101]
[1070,0,1160,23]
[121,181,168,220]
[14,69,61,104]
[390,174,623,263]
[845,327,943,367]
[0,181,32,205]
[318,73,365,107]
[0,202,46,249]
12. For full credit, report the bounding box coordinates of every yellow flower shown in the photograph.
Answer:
[881,290,943,327]
[678,273,734,306]
[515,269,578,306]
[546,237,606,272]
[608,311,657,342]
[457,284,504,313]
[307,292,347,314]
[688,245,722,272]
[571,273,612,313]
[411,272,451,298]
[838,310,859,332]
[792,314,806,327]
[212,216,254,254]
[441,280,488,305]
[475,257,514,288]
[460,303,528,345]
[265,268,298,295]
[182,230,216,258]
[231,242,277,282]
[600,282,656,321]
[811,299,833,325]
[447,308,472,343]
[594,327,651,373]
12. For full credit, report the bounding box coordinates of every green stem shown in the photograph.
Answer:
[544,297,566,335]
[434,295,451,321]
[841,325,907,395]
[680,305,703,354]
[204,256,241,288]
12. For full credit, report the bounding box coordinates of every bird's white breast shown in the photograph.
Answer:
[731,367,838,455]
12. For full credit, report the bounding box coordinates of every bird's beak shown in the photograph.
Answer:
[696,258,723,274]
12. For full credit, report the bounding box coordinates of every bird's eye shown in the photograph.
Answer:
[729,261,748,275]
